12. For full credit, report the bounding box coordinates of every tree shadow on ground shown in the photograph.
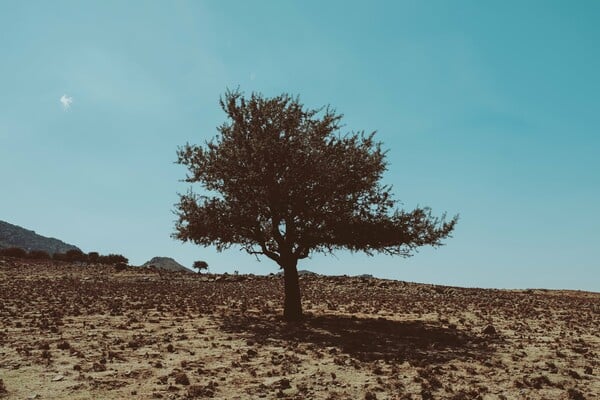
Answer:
[220,312,496,366]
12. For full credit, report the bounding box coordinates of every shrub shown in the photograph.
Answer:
[88,251,100,263]
[99,254,128,265]
[53,250,128,265]
[174,372,190,385]
[28,250,51,260]
[65,249,87,262]
[0,247,27,258]
[114,262,128,272]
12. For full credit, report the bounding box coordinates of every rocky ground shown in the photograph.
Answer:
[0,257,598,399]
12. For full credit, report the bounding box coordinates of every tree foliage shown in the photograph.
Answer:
[174,90,457,320]
[51,251,128,265]
[193,260,209,273]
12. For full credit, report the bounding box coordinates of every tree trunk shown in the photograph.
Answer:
[282,259,303,321]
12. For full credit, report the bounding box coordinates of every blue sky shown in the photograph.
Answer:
[1,1,598,291]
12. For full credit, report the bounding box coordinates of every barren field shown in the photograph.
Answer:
[0,257,598,399]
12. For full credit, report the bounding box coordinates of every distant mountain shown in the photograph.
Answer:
[140,257,192,272]
[0,220,80,254]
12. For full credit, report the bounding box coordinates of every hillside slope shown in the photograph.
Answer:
[140,256,191,272]
[0,257,597,399]
[0,220,80,254]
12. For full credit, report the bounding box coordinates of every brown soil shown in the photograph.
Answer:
[0,257,598,399]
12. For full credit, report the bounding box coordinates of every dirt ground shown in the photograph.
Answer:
[0,257,598,399]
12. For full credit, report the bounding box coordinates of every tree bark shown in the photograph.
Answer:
[282,258,303,321]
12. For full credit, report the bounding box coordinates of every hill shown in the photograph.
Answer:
[0,220,80,254]
[0,257,597,399]
[140,256,192,272]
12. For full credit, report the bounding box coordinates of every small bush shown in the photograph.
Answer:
[115,262,128,272]
[0,247,27,258]
[88,251,100,263]
[99,254,129,265]
[65,249,87,262]
[28,250,51,260]
[53,251,129,265]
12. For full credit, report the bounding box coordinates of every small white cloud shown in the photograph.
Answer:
[250,72,256,81]
[60,94,73,110]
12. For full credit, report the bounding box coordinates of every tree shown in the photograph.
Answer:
[65,249,87,262]
[100,254,129,265]
[88,251,100,263]
[174,90,458,321]
[192,260,209,273]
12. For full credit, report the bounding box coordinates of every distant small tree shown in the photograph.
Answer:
[65,249,87,262]
[192,260,209,273]
[88,252,100,263]
[175,90,458,321]
[98,254,129,265]
[50,251,128,265]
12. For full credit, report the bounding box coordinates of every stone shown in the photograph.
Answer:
[482,325,496,335]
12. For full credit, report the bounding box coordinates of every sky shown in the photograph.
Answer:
[1,1,599,291]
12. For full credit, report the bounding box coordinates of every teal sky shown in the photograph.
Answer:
[1,1,598,291]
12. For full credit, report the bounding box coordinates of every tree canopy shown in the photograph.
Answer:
[193,260,209,273]
[174,90,457,320]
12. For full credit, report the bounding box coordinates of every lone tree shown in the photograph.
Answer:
[174,90,457,321]
[193,260,209,273]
